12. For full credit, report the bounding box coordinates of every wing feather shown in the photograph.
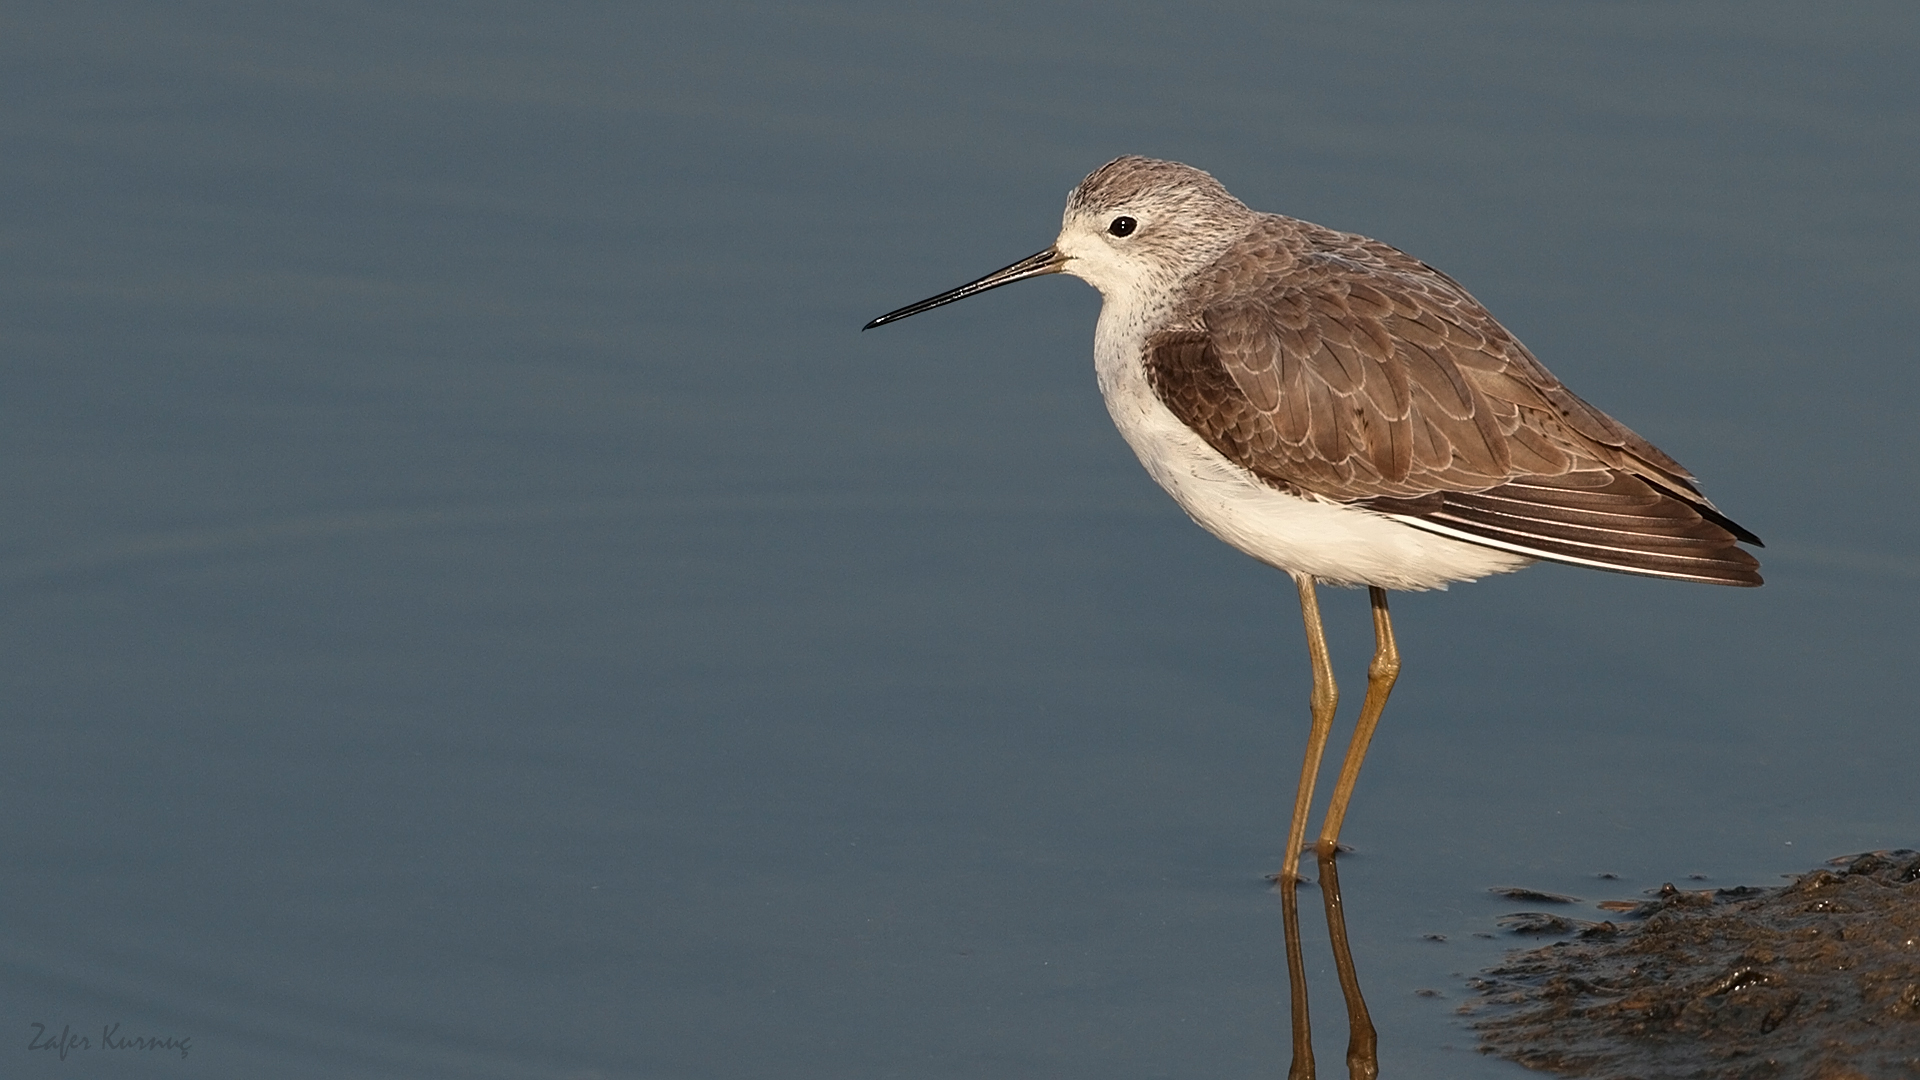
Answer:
[1141,215,1761,586]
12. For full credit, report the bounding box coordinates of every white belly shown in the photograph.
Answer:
[1091,318,1532,592]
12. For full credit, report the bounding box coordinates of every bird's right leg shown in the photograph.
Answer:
[1285,574,1339,883]
[1316,587,1400,854]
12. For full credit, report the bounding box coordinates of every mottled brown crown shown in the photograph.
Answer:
[1068,156,1249,219]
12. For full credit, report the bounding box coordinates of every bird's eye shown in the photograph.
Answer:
[1107,216,1137,237]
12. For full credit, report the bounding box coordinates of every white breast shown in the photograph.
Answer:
[1090,305,1532,591]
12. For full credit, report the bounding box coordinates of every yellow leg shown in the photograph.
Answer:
[1285,575,1339,883]
[1316,587,1399,854]
[1316,846,1379,1080]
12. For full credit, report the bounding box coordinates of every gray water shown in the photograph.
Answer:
[3,2,1916,1077]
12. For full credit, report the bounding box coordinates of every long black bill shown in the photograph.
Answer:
[862,247,1068,330]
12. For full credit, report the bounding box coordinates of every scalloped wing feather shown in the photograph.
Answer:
[1142,217,1761,586]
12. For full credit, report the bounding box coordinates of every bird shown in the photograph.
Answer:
[864,156,1761,881]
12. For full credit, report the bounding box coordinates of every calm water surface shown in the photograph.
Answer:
[3,3,1916,1077]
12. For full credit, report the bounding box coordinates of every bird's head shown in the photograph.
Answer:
[1053,155,1255,301]
[863,156,1253,330]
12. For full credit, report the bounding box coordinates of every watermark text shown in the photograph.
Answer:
[27,1022,191,1061]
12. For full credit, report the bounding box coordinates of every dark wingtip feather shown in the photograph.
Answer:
[1361,472,1764,587]
[1705,507,1763,548]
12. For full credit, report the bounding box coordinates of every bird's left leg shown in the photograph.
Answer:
[1316,587,1400,854]
[1285,574,1340,883]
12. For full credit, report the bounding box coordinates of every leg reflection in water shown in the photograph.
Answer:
[1279,847,1379,1080]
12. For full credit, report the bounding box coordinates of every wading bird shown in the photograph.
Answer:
[865,156,1761,883]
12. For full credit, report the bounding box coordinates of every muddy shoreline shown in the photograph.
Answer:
[1468,850,1920,1078]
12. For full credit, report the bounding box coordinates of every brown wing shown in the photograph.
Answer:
[1143,219,1762,586]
